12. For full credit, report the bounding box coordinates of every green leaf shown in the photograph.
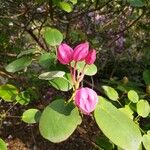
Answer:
[71,61,97,76]
[128,90,139,103]
[0,138,7,150]
[59,2,73,13]
[38,71,65,80]
[16,91,30,105]
[52,0,61,5]
[96,135,114,150]
[70,0,77,5]
[39,53,56,69]
[143,131,150,150]
[0,84,18,102]
[39,99,82,143]
[49,73,73,91]
[5,56,32,73]
[44,28,63,46]
[119,105,134,119]
[22,109,41,124]
[128,0,145,7]
[94,96,142,150]
[17,49,36,58]
[102,86,119,101]
[143,70,150,85]
[137,100,150,118]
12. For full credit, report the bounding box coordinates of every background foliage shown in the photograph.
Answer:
[0,0,150,149]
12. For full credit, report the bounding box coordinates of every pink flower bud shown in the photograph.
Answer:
[57,43,73,64]
[73,42,89,61]
[85,49,96,65]
[75,87,98,115]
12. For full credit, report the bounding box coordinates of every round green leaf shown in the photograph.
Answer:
[102,86,119,101]
[39,99,82,143]
[84,64,97,76]
[22,109,41,124]
[128,90,139,103]
[137,100,150,118]
[143,131,150,150]
[39,71,65,80]
[0,84,18,102]
[16,91,30,105]
[44,28,63,46]
[71,61,97,76]
[39,53,56,69]
[0,138,7,150]
[5,56,32,73]
[49,73,73,91]
[94,96,142,150]
[143,70,150,85]
[59,2,73,13]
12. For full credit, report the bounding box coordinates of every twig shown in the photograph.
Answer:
[31,126,36,144]
[77,127,100,149]
[0,52,17,57]
[0,12,25,19]
[115,9,146,35]
[108,9,146,47]
[69,0,113,20]
[49,0,54,21]
[0,71,14,79]
[25,28,49,51]
[5,102,18,115]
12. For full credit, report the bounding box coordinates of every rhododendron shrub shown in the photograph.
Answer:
[1,41,146,150]
[1,0,149,149]
[1,40,148,150]
[38,41,100,143]
[38,42,144,150]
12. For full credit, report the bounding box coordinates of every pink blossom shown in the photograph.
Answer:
[75,87,98,115]
[57,43,73,64]
[73,42,89,61]
[85,49,96,65]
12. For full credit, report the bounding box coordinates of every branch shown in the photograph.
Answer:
[69,0,113,20]
[0,71,14,79]
[25,28,49,51]
[49,0,54,21]
[107,9,146,47]
[0,52,17,57]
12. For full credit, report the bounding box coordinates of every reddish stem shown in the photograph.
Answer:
[78,64,87,83]
[69,63,75,85]
[73,61,77,83]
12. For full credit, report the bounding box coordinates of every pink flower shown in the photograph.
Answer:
[73,42,89,61]
[85,49,96,65]
[57,43,73,64]
[75,87,98,115]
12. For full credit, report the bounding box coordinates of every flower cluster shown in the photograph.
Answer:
[57,42,98,115]
[57,42,96,65]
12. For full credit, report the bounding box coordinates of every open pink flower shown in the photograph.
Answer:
[75,87,98,115]
[85,49,96,65]
[57,43,73,64]
[73,42,89,61]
